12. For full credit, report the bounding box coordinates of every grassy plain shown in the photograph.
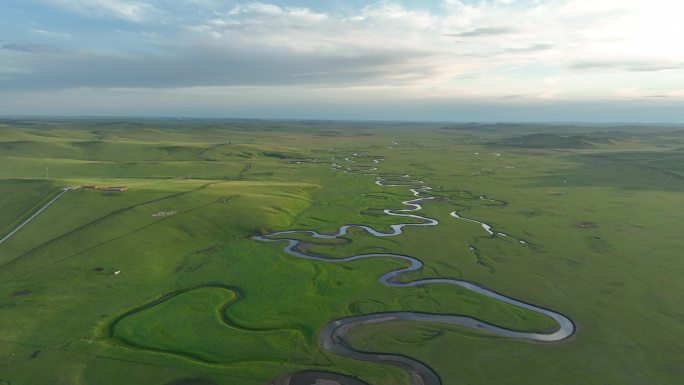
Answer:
[0,119,683,385]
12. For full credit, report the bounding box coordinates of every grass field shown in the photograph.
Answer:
[1,119,683,385]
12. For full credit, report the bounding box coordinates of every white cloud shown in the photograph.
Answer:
[7,0,684,104]
[175,0,684,98]
[30,29,73,40]
[44,0,160,22]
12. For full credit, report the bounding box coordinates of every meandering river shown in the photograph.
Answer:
[257,154,574,385]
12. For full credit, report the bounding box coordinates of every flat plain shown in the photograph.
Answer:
[1,119,683,385]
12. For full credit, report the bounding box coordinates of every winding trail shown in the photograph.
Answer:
[0,187,71,246]
[255,154,574,385]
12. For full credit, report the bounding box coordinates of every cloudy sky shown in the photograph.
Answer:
[1,0,683,122]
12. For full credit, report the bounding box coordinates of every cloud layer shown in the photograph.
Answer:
[1,0,683,120]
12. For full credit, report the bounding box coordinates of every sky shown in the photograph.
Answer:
[1,0,683,122]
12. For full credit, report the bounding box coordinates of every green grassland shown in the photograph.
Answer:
[0,119,683,385]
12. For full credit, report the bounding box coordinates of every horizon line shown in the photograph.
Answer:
[2,115,684,127]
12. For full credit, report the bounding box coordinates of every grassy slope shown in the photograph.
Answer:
[0,121,683,385]
[0,179,57,236]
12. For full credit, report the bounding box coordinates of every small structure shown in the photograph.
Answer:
[103,186,128,192]
[113,270,121,276]
[82,185,98,189]
[152,211,177,217]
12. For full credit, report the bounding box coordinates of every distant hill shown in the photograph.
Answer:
[498,133,608,148]
[441,123,592,133]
